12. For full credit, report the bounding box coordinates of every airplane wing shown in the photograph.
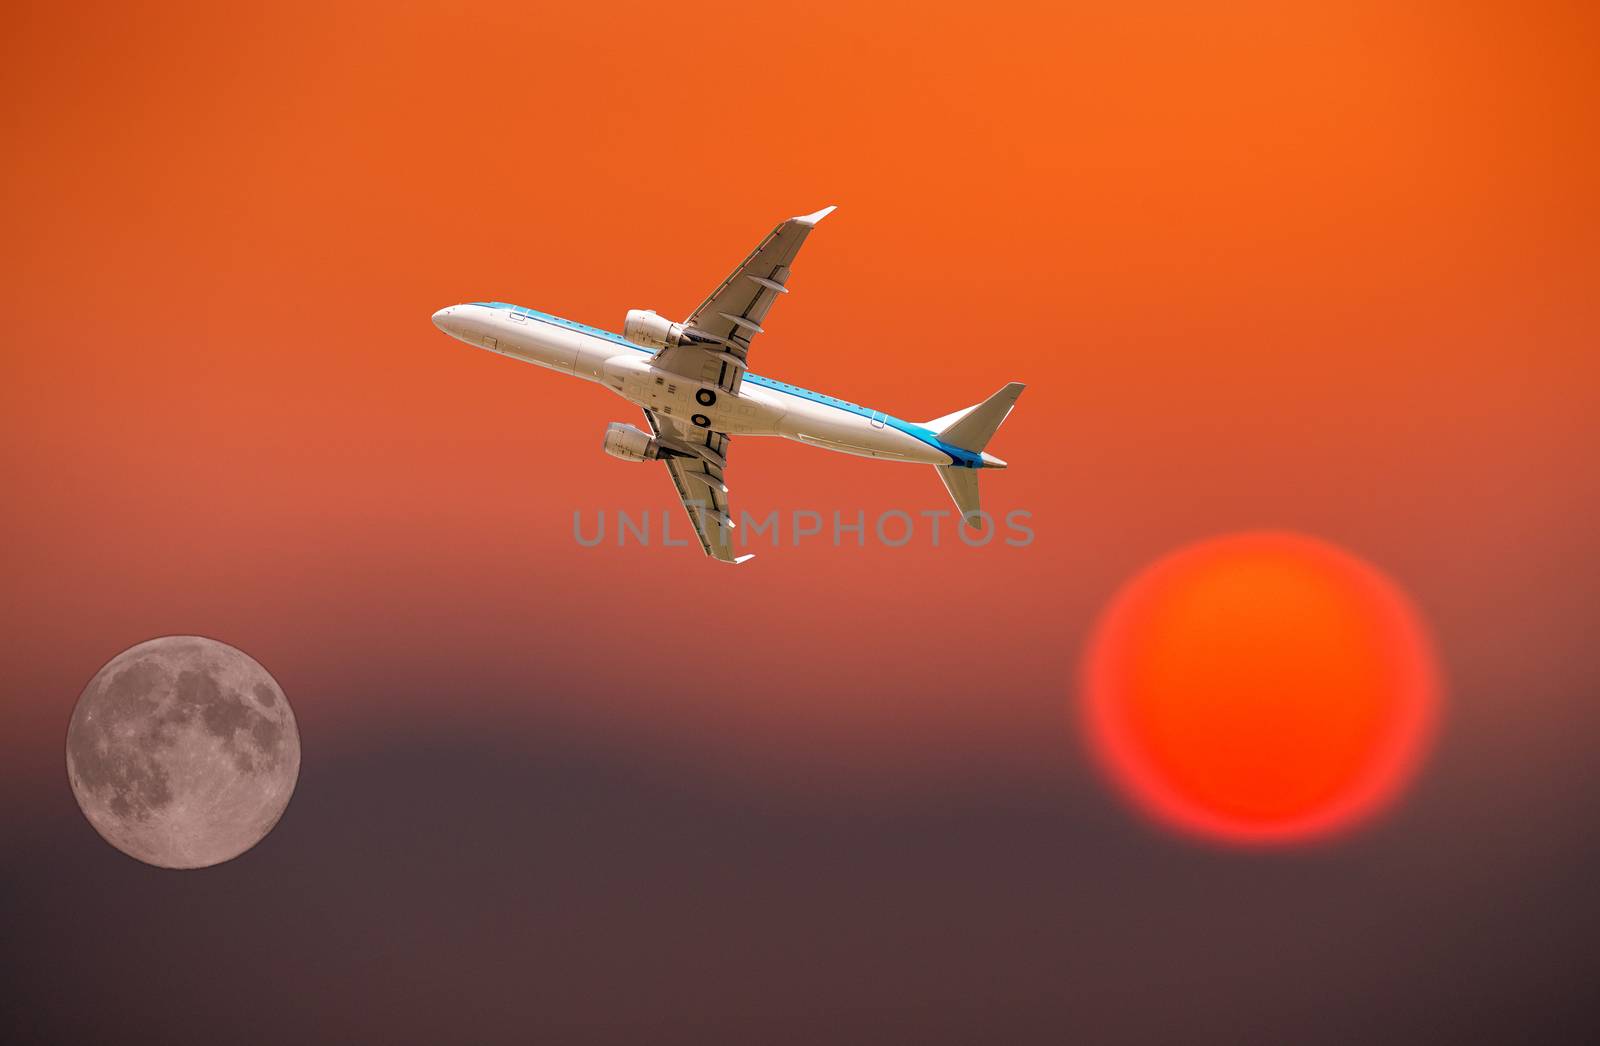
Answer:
[644,409,750,564]
[652,205,836,396]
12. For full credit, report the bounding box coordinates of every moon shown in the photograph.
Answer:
[65,636,300,869]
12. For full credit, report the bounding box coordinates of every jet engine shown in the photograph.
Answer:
[602,421,664,462]
[623,309,686,350]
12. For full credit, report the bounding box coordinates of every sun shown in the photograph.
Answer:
[1081,532,1440,845]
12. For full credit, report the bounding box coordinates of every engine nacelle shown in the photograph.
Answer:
[623,309,686,350]
[602,421,663,462]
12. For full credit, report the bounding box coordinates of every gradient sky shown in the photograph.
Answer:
[3,2,1597,1042]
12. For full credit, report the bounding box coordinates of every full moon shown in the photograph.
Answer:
[66,636,300,869]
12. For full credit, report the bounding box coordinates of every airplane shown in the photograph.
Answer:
[432,206,1024,564]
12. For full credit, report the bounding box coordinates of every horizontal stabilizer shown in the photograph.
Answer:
[936,465,983,527]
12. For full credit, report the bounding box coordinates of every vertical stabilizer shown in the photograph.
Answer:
[934,382,1025,452]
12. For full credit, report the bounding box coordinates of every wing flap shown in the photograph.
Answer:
[652,205,836,395]
[647,409,745,564]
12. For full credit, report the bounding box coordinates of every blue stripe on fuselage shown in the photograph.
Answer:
[473,302,985,468]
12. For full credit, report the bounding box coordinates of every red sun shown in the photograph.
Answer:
[1082,532,1440,845]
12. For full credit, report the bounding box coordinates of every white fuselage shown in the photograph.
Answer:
[432,302,977,467]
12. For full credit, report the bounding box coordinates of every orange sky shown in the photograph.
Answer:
[2,0,1595,804]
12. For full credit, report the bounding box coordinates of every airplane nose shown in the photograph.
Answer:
[431,307,455,332]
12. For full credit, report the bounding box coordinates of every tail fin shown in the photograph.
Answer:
[931,381,1025,454]
[926,382,1025,526]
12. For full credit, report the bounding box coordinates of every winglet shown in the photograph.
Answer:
[734,554,756,565]
[793,205,837,226]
